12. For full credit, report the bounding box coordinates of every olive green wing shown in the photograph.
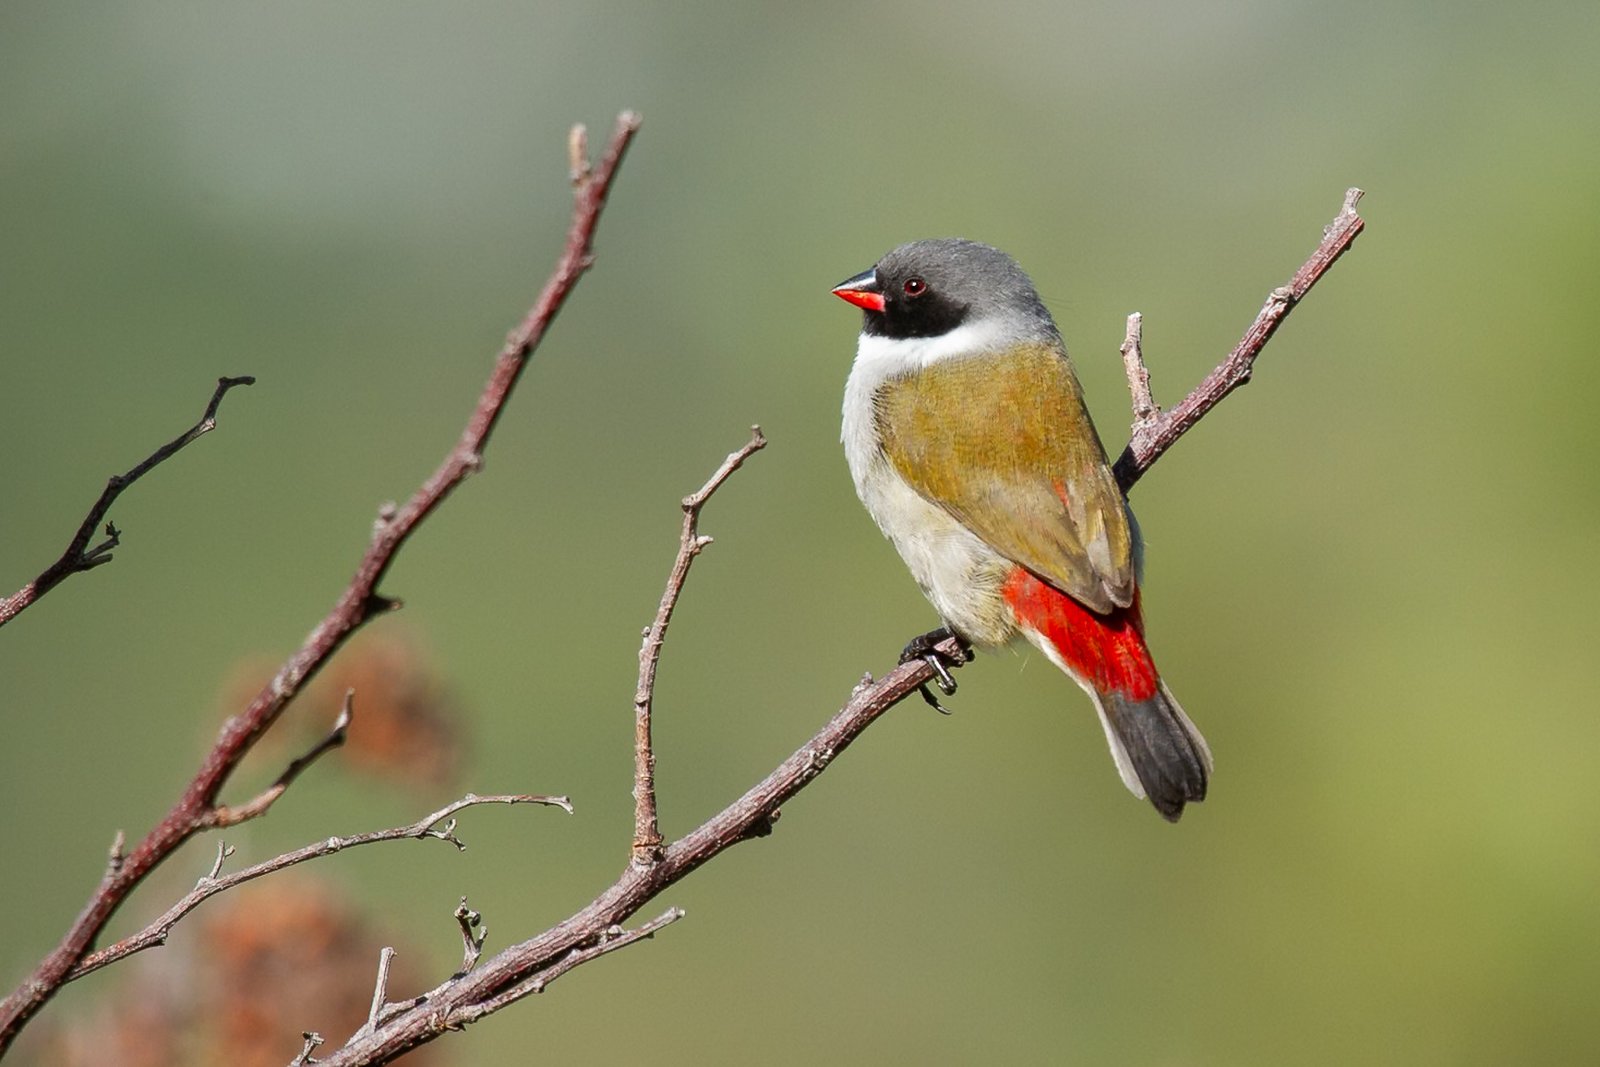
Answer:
[874,344,1135,613]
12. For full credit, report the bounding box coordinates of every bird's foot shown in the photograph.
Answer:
[899,627,974,714]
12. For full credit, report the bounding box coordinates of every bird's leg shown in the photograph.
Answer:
[899,627,974,713]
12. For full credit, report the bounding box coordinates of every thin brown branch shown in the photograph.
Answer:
[314,632,964,1065]
[0,111,640,1052]
[632,427,768,866]
[209,690,355,829]
[64,794,569,983]
[1113,187,1365,492]
[0,375,255,629]
[454,907,686,1023]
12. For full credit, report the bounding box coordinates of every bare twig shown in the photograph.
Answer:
[453,908,686,1024]
[632,427,768,866]
[1,113,637,1051]
[291,1032,324,1066]
[454,898,486,974]
[1113,187,1365,491]
[65,794,569,982]
[209,691,355,829]
[0,375,255,629]
[1120,313,1157,428]
[362,948,399,1037]
[206,841,236,881]
[318,629,964,1064]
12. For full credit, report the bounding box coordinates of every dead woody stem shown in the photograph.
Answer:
[1114,187,1365,492]
[0,111,641,1054]
[633,427,769,865]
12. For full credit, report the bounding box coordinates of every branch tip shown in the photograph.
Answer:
[364,947,398,1035]
[633,426,768,869]
[1112,186,1366,492]
[292,1031,324,1066]
[205,841,235,882]
[455,897,487,973]
[0,372,258,630]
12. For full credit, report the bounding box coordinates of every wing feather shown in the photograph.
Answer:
[874,343,1135,613]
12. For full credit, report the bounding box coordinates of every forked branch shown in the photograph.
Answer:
[0,375,255,629]
[0,111,642,1054]
[632,427,768,865]
[63,794,569,983]
[1114,187,1365,491]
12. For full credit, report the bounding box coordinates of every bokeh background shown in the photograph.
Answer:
[4,3,1598,1063]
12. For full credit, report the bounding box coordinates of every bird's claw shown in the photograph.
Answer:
[926,655,958,695]
[917,683,955,715]
[900,627,973,713]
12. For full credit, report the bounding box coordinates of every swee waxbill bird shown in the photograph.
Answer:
[833,238,1211,821]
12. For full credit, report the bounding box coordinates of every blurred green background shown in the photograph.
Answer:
[4,2,1599,1063]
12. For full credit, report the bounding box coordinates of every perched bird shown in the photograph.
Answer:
[833,239,1211,821]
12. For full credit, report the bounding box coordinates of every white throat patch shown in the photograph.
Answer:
[851,317,1011,380]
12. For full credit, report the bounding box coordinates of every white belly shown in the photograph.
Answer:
[842,352,1016,647]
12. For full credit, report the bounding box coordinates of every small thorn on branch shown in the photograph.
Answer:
[372,502,398,540]
[568,123,591,186]
[741,809,781,841]
[291,1031,324,1066]
[454,897,486,974]
[363,593,403,617]
[104,831,126,879]
[205,841,236,882]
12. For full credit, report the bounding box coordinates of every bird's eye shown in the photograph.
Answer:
[903,277,927,297]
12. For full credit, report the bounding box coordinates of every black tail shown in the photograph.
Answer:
[1095,682,1212,822]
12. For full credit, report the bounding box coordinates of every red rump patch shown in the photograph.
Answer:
[1001,568,1159,700]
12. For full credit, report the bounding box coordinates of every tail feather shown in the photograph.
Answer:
[1003,567,1212,821]
[1094,681,1211,822]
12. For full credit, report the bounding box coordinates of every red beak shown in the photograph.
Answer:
[832,268,885,313]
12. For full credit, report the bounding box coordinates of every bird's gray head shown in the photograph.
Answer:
[833,238,1057,342]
